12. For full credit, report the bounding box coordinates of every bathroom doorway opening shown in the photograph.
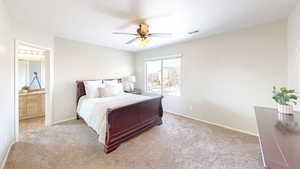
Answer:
[14,41,53,140]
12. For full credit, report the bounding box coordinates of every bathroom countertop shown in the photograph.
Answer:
[19,90,46,96]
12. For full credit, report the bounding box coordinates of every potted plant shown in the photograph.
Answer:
[272,86,298,114]
[20,86,30,93]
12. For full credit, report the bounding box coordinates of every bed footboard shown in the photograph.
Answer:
[104,96,163,153]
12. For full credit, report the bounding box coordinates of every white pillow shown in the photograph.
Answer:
[99,83,124,97]
[84,80,104,98]
[103,80,119,85]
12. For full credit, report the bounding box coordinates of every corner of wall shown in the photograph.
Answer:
[287,1,300,110]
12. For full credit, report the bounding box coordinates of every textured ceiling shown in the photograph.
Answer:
[6,0,299,51]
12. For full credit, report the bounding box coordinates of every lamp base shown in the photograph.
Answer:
[124,83,134,92]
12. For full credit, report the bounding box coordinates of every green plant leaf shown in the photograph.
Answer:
[272,86,298,105]
[280,87,287,92]
[290,95,298,100]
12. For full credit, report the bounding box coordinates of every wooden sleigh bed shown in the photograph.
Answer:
[76,79,163,153]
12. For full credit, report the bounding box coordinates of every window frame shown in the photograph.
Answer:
[144,54,182,96]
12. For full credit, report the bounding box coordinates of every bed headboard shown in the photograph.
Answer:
[75,79,122,104]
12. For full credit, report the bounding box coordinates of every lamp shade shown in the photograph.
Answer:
[127,75,136,83]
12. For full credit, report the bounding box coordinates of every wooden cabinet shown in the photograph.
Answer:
[255,107,300,169]
[19,91,45,120]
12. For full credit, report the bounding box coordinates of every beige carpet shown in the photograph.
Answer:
[4,113,263,169]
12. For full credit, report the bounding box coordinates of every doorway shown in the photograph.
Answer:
[14,41,53,140]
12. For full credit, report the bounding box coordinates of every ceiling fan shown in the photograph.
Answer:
[113,23,172,46]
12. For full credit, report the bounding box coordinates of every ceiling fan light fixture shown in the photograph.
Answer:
[113,23,171,46]
[138,37,150,46]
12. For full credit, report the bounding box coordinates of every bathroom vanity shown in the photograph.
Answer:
[19,90,45,120]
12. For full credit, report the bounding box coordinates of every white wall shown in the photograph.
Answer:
[135,21,287,135]
[13,24,54,49]
[288,2,300,110]
[53,37,135,122]
[0,0,14,165]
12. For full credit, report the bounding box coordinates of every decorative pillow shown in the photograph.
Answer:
[83,80,104,98]
[99,83,124,97]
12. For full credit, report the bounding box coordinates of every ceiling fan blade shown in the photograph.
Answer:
[113,32,138,36]
[126,37,139,44]
[148,33,172,37]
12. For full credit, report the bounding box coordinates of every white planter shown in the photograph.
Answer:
[277,104,294,114]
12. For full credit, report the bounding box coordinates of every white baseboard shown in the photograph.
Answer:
[1,141,15,169]
[166,111,258,137]
[53,117,76,125]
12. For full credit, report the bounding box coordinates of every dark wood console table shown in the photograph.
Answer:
[255,107,300,169]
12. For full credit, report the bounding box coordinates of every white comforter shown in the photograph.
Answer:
[77,93,154,144]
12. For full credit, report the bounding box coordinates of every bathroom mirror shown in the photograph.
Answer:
[18,60,45,90]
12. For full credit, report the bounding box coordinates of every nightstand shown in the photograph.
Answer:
[125,89,142,95]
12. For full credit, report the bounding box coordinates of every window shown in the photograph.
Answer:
[145,56,181,96]
[146,60,162,94]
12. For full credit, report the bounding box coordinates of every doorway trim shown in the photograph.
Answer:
[14,40,54,141]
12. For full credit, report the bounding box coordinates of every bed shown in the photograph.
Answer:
[76,79,163,153]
